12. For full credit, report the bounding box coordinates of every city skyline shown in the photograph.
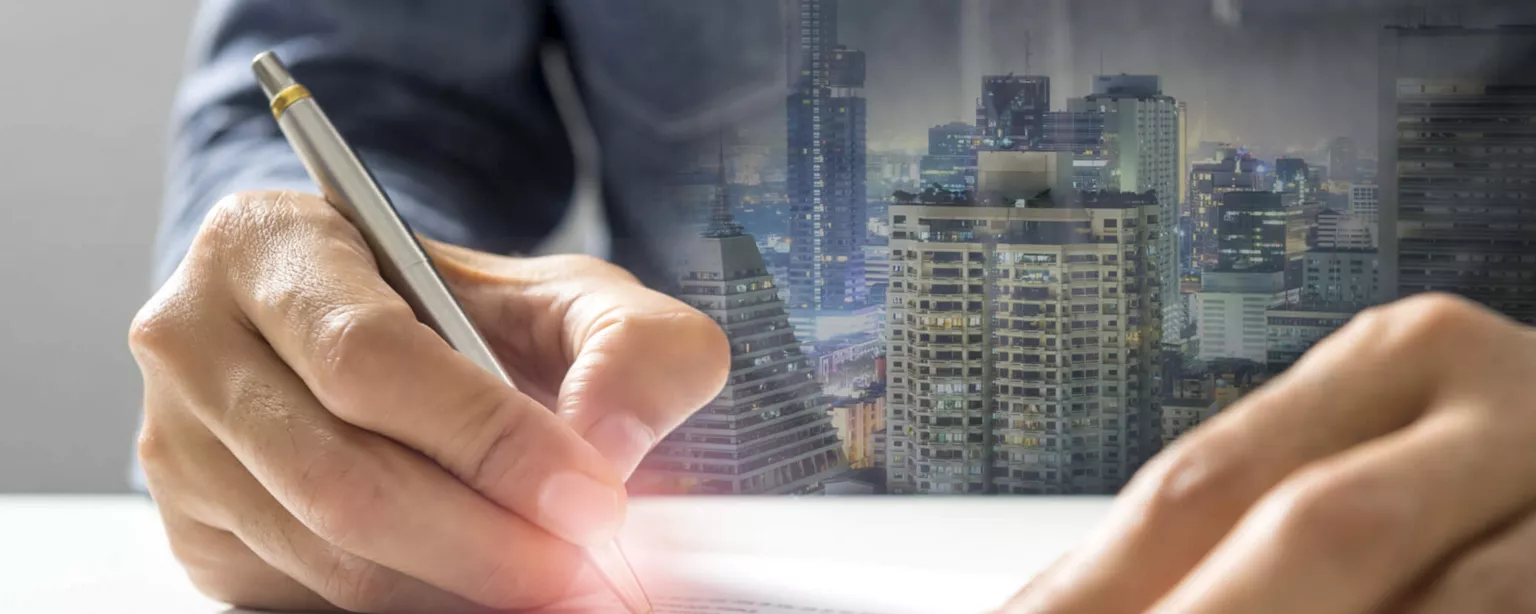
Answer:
[655,0,1536,496]
[787,0,1536,153]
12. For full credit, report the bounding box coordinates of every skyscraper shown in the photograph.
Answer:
[1074,76,1182,343]
[1379,25,1536,322]
[1190,150,1269,269]
[885,187,1163,495]
[1217,192,1288,273]
[787,0,869,328]
[637,155,848,495]
[977,75,1052,149]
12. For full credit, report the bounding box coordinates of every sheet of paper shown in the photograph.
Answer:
[539,552,1022,614]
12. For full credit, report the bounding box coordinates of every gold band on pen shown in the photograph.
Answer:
[269,84,312,118]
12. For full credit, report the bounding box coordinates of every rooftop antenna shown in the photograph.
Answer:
[705,130,741,238]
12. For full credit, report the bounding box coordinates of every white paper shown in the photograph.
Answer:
[539,552,1020,614]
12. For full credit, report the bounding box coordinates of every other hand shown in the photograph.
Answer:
[1003,293,1536,614]
[130,190,729,612]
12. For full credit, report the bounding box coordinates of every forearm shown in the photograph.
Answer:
[154,0,566,286]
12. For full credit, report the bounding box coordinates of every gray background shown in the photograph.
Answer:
[0,2,197,493]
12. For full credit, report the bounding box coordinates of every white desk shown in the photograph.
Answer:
[0,496,1112,613]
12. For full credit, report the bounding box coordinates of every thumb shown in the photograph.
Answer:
[557,289,731,480]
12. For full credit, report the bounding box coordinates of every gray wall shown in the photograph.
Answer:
[0,2,198,492]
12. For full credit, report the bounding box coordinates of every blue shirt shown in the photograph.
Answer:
[157,0,788,290]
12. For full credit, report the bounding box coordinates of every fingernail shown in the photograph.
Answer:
[585,413,657,480]
[538,472,623,546]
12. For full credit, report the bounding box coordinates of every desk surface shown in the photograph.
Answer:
[0,495,1112,613]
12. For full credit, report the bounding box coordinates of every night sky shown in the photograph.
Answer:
[831,0,1536,155]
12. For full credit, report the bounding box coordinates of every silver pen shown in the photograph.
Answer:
[252,51,653,614]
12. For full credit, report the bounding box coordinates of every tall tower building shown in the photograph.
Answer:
[1189,151,1269,270]
[1074,75,1181,343]
[787,0,869,326]
[1379,25,1536,322]
[885,187,1163,495]
[638,150,849,495]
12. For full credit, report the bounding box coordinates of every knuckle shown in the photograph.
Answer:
[1265,467,1415,566]
[462,396,538,492]
[1388,293,1488,346]
[310,302,415,406]
[127,289,196,359]
[199,192,262,243]
[135,422,172,477]
[317,552,399,613]
[1134,440,1250,526]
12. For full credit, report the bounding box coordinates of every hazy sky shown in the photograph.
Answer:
[832,0,1536,155]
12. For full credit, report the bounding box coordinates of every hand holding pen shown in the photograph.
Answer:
[127,53,729,612]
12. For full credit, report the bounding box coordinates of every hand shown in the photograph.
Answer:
[1002,293,1536,614]
[130,191,729,612]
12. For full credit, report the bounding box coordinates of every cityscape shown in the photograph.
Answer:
[627,0,1536,497]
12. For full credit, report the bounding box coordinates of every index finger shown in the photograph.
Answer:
[220,191,628,548]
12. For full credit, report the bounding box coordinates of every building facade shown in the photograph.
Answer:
[1348,182,1380,244]
[920,122,979,194]
[1190,150,1269,270]
[788,0,869,319]
[1266,307,1356,372]
[1301,249,1380,309]
[1074,76,1182,343]
[885,192,1163,495]
[645,213,849,495]
[1217,191,1288,273]
[1379,25,1536,322]
[1196,271,1286,363]
[1313,210,1375,250]
[977,75,1052,149]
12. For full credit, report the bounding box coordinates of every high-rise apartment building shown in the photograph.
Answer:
[1074,75,1182,343]
[1379,25,1536,322]
[885,189,1163,495]
[788,0,869,324]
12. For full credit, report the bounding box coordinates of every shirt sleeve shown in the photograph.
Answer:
[154,0,571,286]
[136,0,573,492]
